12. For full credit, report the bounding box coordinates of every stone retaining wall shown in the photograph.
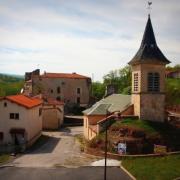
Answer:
[85,147,180,160]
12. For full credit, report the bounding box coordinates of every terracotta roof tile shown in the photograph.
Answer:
[5,95,42,109]
[40,72,90,79]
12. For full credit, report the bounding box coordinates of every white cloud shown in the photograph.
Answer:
[0,0,179,81]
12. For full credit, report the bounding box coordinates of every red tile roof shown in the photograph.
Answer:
[40,72,90,79]
[5,95,42,109]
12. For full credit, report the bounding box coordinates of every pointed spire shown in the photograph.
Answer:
[128,15,171,65]
[140,15,157,48]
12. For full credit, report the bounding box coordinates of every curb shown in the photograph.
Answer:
[120,165,136,180]
[0,164,14,169]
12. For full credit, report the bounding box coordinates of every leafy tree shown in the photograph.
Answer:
[166,64,180,71]
[165,79,180,105]
[103,65,131,94]
[91,81,106,100]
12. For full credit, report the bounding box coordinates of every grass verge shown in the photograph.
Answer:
[0,154,10,164]
[122,154,180,180]
[75,134,86,152]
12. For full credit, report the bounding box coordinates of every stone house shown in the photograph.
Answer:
[0,95,42,149]
[24,71,91,108]
[42,98,64,130]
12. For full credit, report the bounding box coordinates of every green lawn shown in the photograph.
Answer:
[0,154,10,164]
[122,154,180,180]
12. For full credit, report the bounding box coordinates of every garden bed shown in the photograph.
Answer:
[87,118,180,155]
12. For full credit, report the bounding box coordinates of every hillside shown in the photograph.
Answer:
[0,74,24,96]
[166,78,180,105]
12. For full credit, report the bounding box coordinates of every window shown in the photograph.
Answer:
[0,132,3,141]
[10,113,19,120]
[134,73,138,92]
[15,113,19,120]
[4,102,7,107]
[148,72,160,92]
[51,89,53,93]
[39,108,42,116]
[77,97,80,104]
[10,113,14,119]
[77,88,81,94]
[57,87,61,94]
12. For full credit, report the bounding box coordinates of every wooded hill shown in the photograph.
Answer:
[0,74,24,97]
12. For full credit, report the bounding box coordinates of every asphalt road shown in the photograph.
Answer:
[11,126,100,167]
[0,167,132,180]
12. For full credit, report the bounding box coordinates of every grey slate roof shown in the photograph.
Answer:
[128,15,171,65]
[83,94,131,115]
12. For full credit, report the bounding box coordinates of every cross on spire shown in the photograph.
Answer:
[147,1,152,16]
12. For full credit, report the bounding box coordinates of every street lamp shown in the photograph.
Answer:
[104,112,120,180]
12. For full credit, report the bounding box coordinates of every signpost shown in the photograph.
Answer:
[118,143,127,155]
[154,144,167,154]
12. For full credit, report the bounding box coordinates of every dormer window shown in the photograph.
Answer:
[148,72,160,92]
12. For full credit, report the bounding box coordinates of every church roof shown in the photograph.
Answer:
[128,15,171,65]
[83,94,131,115]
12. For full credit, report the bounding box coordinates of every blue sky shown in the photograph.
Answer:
[0,0,179,81]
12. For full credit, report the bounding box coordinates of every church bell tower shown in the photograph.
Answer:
[128,15,171,122]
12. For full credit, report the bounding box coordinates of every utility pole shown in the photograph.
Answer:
[104,111,108,180]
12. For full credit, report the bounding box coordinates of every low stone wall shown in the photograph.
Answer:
[85,147,180,159]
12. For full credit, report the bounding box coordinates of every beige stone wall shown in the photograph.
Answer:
[42,104,64,130]
[83,115,105,139]
[0,100,42,145]
[88,128,97,140]
[131,94,140,116]
[131,64,166,122]
[32,76,91,106]
[140,94,165,122]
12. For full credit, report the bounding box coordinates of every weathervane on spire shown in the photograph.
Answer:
[147,1,152,16]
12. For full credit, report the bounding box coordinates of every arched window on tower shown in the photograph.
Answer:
[148,72,160,92]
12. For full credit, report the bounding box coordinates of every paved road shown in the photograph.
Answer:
[0,167,132,180]
[11,126,100,167]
